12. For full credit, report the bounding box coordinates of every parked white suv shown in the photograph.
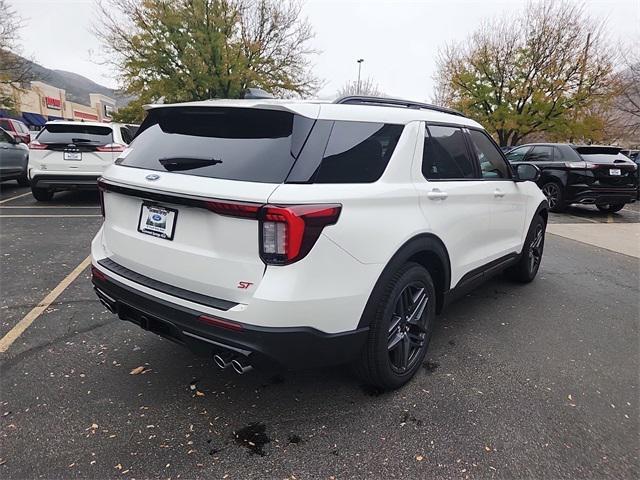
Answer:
[28,121,136,201]
[91,96,547,389]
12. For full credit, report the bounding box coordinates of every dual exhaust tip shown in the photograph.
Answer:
[213,353,253,374]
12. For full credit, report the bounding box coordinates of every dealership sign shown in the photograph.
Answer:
[44,96,62,110]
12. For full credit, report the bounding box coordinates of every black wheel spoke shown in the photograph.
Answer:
[388,331,403,351]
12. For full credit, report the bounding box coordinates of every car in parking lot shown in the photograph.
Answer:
[91,95,547,390]
[27,121,134,201]
[0,126,29,186]
[506,143,638,212]
[0,118,31,144]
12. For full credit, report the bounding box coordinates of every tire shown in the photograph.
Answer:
[596,203,625,213]
[506,215,546,283]
[353,262,436,391]
[540,181,565,212]
[31,186,53,202]
[16,174,30,187]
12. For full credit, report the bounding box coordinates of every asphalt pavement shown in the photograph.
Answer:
[0,183,638,479]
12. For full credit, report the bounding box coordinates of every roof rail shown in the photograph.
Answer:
[334,95,466,117]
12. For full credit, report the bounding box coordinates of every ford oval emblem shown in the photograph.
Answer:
[152,214,162,221]
[145,174,160,181]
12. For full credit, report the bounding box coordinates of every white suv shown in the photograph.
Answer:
[91,96,547,390]
[28,121,136,201]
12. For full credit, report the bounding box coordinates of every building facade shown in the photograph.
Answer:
[0,80,118,130]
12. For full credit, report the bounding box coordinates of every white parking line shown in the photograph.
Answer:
[0,255,92,353]
[0,192,32,205]
[0,215,102,218]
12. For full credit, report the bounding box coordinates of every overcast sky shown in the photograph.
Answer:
[10,0,640,101]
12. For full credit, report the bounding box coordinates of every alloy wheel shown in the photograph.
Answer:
[528,224,544,273]
[387,282,429,373]
[541,183,559,210]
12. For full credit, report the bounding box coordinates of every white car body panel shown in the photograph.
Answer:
[92,100,547,336]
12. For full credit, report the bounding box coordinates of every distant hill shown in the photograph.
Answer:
[21,56,132,107]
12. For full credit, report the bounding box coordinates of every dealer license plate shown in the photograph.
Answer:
[138,203,178,240]
[63,151,82,161]
[609,168,621,176]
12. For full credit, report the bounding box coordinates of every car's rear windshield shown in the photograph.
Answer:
[37,124,113,145]
[118,107,313,183]
[119,106,404,184]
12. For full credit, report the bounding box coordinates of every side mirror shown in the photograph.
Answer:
[515,163,541,182]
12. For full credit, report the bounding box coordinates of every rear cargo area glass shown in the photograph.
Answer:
[118,107,311,183]
[37,124,113,144]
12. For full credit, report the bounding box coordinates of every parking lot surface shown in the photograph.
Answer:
[1,184,638,479]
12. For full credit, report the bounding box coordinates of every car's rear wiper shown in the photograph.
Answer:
[158,157,223,172]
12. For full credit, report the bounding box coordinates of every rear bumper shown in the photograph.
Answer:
[30,172,101,190]
[569,186,636,206]
[91,267,368,370]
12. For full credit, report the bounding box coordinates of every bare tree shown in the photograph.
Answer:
[433,0,618,146]
[336,78,382,98]
[612,39,640,141]
[0,0,32,110]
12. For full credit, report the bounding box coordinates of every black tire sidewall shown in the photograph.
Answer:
[368,263,436,389]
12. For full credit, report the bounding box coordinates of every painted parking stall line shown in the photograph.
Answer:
[0,255,92,353]
[0,192,32,205]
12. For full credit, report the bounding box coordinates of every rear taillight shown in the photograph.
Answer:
[96,143,126,153]
[29,141,48,150]
[204,200,261,219]
[259,204,341,265]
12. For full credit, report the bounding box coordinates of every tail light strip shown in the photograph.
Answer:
[97,179,341,265]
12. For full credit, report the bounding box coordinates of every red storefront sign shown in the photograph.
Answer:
[44,96,62,110]
[74,110,99,121]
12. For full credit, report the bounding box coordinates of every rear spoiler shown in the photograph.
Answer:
[574,146,622,155]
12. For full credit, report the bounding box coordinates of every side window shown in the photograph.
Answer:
[120,127,133,144]
[469,130,511,179]
[0,129,11,142]
[422,125,477,180]
[505,146,531,163]
[526,146,554,162]
[313,121,404,183]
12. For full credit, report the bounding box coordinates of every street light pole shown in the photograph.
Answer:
[356,58,364,94]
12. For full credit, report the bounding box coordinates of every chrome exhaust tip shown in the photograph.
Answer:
[231,359,253,374]
[213,353,234,369]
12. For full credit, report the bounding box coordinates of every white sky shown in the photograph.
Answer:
[10,0,640,101]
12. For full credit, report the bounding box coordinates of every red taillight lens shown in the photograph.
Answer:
[197,315,243,332]
[96,143,126,153]
[29,141,48,150]
[259,204,341,265]
[204,200,261,219]
[91,265,107,282]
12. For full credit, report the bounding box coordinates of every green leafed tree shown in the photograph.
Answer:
[95,0,321,123]
[432,0,618,146]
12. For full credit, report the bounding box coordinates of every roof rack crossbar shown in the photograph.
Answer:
[333,95,467,118]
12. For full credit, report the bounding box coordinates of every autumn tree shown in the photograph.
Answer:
[336,77,382,98]
[0,0,32,111]
[433,1,618,146]
[95,0,320,122]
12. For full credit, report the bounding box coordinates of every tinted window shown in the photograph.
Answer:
[313,122,403,183]
[506,146,531,163]
[37,124,113,145]
[0,129,11,142]
[0,119,10,129]
[120,127,133,144]
[526,146,554,162]
[422,125,476,179]
[118,107,314,183]
[469,130,511,179]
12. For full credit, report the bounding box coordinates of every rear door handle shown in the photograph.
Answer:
[494,189,505,198]
[427,189,448,200]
